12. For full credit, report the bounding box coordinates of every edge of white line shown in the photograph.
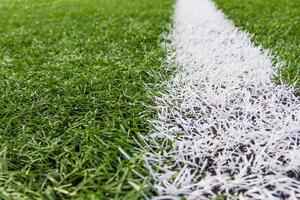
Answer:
[144,0,300,199]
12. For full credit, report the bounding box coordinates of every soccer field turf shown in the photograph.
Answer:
[0,0,300,199]
[214,0,300,93]
[0,0,173,199]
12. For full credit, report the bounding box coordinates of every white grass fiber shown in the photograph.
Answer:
[144,0,300,199]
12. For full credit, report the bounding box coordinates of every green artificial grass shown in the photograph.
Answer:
[0,0,174,199]
[214,0,300,93]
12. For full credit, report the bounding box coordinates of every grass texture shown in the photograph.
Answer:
[214,0,300,93]
[0,0,173,199]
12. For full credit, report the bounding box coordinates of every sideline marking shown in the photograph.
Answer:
[145,0,300,199]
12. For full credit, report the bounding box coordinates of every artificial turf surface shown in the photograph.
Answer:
[0,0,174,199]
[214,0,300,93]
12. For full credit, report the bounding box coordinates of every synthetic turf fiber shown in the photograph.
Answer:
[0,0,173,199]
[145,0,300,199]
[214,0,300,94]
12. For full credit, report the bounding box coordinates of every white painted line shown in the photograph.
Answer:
[144,0,300,199]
